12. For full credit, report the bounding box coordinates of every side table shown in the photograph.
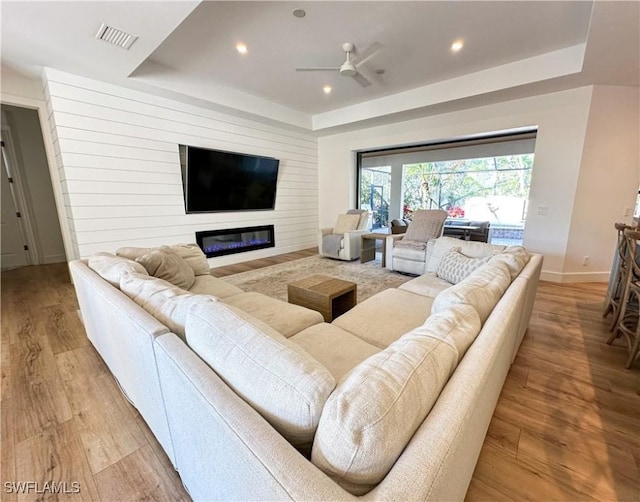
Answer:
[361,231,398,267]
[287,274,357,322]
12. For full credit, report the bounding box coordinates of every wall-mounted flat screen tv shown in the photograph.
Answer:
[180,145,279,213]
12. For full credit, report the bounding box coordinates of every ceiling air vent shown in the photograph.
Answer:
[95,23,138,50]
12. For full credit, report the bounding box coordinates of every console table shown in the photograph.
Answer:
[287,274,357,322]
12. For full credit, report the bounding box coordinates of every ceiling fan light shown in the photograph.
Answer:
[340,63,357,77]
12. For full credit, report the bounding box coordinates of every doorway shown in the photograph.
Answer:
[1,104,65,270]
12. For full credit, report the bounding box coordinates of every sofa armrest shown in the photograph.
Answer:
[154,333,356,501]
[384,234,405,270]
[342,228,369,259]
[318,228,333,255]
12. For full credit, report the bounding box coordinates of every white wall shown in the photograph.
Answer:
[318,86,634,282]
[0,66,44,101]
[563,86,640,281]
[43,68,319,264]
[2,105,66,264]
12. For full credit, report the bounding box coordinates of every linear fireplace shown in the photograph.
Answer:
[196,225,275,258]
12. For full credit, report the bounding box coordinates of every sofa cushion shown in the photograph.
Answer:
[332,289,434,349]
[333,214,361,234]
[312,304,481,495]
[120,272,209,339]
[431,261,512,323]
[223,292,323,337]
[489,246,531,280]
[87,252,148,288]
[393,239,427,252]
[425,237,505,274]
[398,272,452,298]
[437,247,492,284]
[117,243,210,276]
[186,300,336,449]
[188,274,244,299]
[136,249,196,290]
[290,324,381,382]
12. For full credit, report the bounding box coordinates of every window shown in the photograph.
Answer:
[357,131,536,245]
[359,166,391,229]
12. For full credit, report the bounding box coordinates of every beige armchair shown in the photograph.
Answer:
[385,209,448,275]
[318,209,369,261]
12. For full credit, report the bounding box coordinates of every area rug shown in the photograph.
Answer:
[221,255,413,302]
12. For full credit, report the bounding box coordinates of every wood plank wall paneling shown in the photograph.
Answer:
[43,69,319,262]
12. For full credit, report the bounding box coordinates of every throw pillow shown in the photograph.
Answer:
[162,244,210,276]
[346,209,368,230]
[135,249,196,290]
[119,272,212,339]
[437,247,491,284]
[333,214,361,234]
[186,300,336,449]
[311,304,481,495]
[87,252,148,288]
[117,243,210,276]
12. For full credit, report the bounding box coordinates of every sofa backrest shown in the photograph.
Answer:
[425,236,505,274]
[87,252,148,288]
[402,209,448,243]
[431,260,512,323]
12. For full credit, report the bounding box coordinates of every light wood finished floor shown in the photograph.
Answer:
[1,254,638,501]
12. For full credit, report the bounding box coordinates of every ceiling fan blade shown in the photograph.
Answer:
[295,67,340,72]
[352,72,372,88]
[352,42,382,67]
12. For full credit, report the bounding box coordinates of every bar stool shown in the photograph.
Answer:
[608,228,640,368]
[603,223,632,331]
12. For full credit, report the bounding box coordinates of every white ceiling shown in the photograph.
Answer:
[1,1,638,132]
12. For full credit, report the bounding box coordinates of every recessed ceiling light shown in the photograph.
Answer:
[236,43,248,54]
[292,8,306,18]
[323,85,332,94]
[451,40,464,52]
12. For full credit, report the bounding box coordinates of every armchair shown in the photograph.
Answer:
[318,209,369,261]
[385,209,448,275]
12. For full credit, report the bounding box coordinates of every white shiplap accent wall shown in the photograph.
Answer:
[43,69,319,265]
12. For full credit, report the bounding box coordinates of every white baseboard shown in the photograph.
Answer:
[540,270,610,283]
[42,253,67,264]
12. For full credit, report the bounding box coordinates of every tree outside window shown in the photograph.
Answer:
[402,154,533,224]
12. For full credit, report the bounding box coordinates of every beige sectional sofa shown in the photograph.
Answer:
[69,238,542,501]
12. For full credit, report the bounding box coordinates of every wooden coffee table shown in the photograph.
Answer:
[287,274,357,322]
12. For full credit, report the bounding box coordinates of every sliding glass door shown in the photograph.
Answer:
[357,132,536,244]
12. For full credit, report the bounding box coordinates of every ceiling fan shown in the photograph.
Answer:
[295,42,382,88]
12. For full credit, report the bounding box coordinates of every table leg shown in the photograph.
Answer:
[361,237,376,263]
